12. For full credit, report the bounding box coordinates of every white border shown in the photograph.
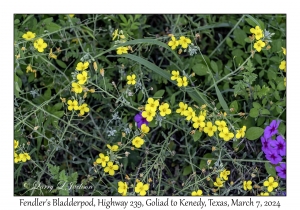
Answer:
[2,1,298,209]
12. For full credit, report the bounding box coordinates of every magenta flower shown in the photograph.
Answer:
[261,136,272,154]
[275,163,286,179]
[134,112,149,128]
[264,119,280,139]
[265,149,282,164]
[271,135,286,156]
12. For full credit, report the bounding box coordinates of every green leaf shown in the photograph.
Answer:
[153,90,165,98]
[230,100,239,113]
[277,81,286,90]
[245,17,257,27]
[264,162,276,177]
[55,59,67,69]
[42,17,53,24]
[249,108,259,118]
[278,122,286,135]
[233,28,247,47]
[261,109,270,115]
[252,102,261,109]
[254,54,262,66]
[53,103,63,110]
[68,172,78,184]
[53,111,64,118]
[215,84,229,112]
[199,153,216,169]
[43,88,51,100]
[47,163,60,180]
[22,14,34,25]
[210,60,218,73]
[245,127,264,140]
[59,170,68,182]
[226,37,233,48]
[137,90,143,102]
[192,63,208,76]
[182,165,192,176]
[46,22,61,33]
[193,131,202,142]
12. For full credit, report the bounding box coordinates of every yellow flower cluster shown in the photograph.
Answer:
[213,169,230,189]
[25,64,37,78]
[14,140,31,163]
[67,99,89,116]
[176,103,246,141]
[95,153,119,176]
[135,182,149,196]
[168,35,191,50]
[171,70,188,87]
[250,26,265,52]
[191,189,203,196]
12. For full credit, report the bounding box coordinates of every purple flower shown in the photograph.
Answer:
[134,112,148,128]
[261,136,272,154]
[264,119,280,139]
[275,163,286,179]
[271,135,286,156]
[265,149,282,165]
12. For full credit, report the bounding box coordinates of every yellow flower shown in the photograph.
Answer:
[176,102,188,116]
[220,169,230,181]
[112,29,118,40]
[192,115,205,129]
[184,107,195,121]
[72,83,83,95]
[204,122,217,137]
[281,47,286,55]
[132,136,144,148]
[22,31,36,40]
[260,192,269,196]
[250,26,264,40]
[104,161,119,176]
[279,60,286,72]
[19,153,31,162]
[236,126,246,139]
[107,144,119,152]
[127,74,136,85]
[142,108,156,122]
[14,154,21,163]
[135,182,149,196]
[69,14,75,18]
[48,48,57,59]
[179,36,192,49]
[78,103,89,115]
[14,140,19,149]
[118,181,128,196]
[159,103,171,117]
[219,127,234,141]
[253,40,266,52]
[177,76,188,87]
[168,36,179,50]
[191,190,203,196]
[215,120,227,132]
[140,124,150,134]
[116,46,128,55]
[263,177,278,192]
[96,153,109,167]
[171,70,180,80]
[145,98,159,111]
[33,38,47,52]
[77,71,88,85]
[214,177,224,188]
[76,62,89,71]
[243,180,252,190]
[67,100,79,111]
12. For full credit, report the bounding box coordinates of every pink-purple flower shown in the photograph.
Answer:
[271,135,286,156]
[261,136,272,154]
[275,163,286,179]
[265,149,282,165]
[264,119,280,139]
[134,112,149,128]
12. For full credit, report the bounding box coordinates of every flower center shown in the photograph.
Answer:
[277,143,283,150]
